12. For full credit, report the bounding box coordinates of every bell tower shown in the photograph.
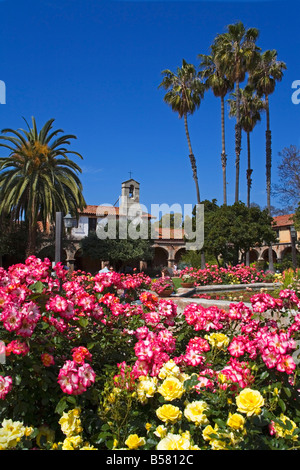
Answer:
[119,178,140,218]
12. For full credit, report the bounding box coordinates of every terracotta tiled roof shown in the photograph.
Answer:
[79,205,119,216]
[78,205,153,218]
[272,214,295,227]
[155,227,185,239]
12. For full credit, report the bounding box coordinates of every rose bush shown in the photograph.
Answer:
[180,264,275,286]
[0,257,299,450]
[151,276,174,295]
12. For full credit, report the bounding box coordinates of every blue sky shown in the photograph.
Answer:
[0,0,299,218]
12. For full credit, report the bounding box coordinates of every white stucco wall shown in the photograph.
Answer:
[71,216,89,240]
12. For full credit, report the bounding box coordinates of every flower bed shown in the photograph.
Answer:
[180,264,274,286]
[0,257,299,450]
[194,289,281,303]
[151,276,174,295]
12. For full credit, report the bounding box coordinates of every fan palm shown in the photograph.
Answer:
[249,49,287,271]
[198,46,234,205]
[0,117,86,257]
[159,59,205,204]
[228,85,265,207]
[214,21,260,203]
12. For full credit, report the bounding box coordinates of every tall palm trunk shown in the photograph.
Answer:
[265,94,274,272]
[26,190,37,257]
[184,113,205,268]
[246,131,252,266]
[235,80,242,203]
[246,131,252,208]
[221,95,227,205]
[184,113,201,204]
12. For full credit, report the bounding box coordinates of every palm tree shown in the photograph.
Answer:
[198,45,234,205]
[249,50,287,271]
[228,85,264,207]
[214,21,260,203]
[158,59,205,204]
[0,117,86,257]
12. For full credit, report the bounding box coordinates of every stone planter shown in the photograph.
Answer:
[158,289,173,297]
[181,282,194,288]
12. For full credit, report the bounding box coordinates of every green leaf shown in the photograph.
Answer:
[79,317,89,328]
[183,373,199,390]
[214,418,227,428]
[55,397,67,414]
[29,281,45,293]
[67,396,77,405]
[260,371,269,380]
[278,398,286,413]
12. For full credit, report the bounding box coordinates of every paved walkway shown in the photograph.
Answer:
[166,282,282,314]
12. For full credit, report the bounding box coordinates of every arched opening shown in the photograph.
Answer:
[279,246,300,269]
[262,249,277,263]
[37,245,67,266]
[281,247,292,260]
[152,246,169,269]
[175,247,186,266]
[74,249,101,274]
[249,249,259,264]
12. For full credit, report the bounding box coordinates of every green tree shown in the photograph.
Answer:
[0,117,86,257]
[228,85,264,207]
[198,201,276,266]
[0,215,27,264]
[154,212,183,229]
[214,21,260,203]
[80,220,154,270]
[198,45,234,205]
[159,59,205,204]
[249,49,287,271]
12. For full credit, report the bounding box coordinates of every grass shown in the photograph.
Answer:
[172,277,182,290]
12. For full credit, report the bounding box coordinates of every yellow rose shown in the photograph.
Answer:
[113,439,118,448]
[181,430,191,440]
[62,435,83,450]
[202,424,219,441]
[0,419,27,449]
[125,434,146,449]
[59,408,82,437]
[80,443,97,450]
[136,376,157,403]
[107,392,116,404]
[156,433,191,450]
[210,438,228,450]
[184,401,209,425]
[158,360,181,379]
[205,333,230,349]
[154,425,167,438]
[236,388,264,416]
[157,377,184,401]
[272,414,298,440]
[156,404,182,423]
[226,412,245,431]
